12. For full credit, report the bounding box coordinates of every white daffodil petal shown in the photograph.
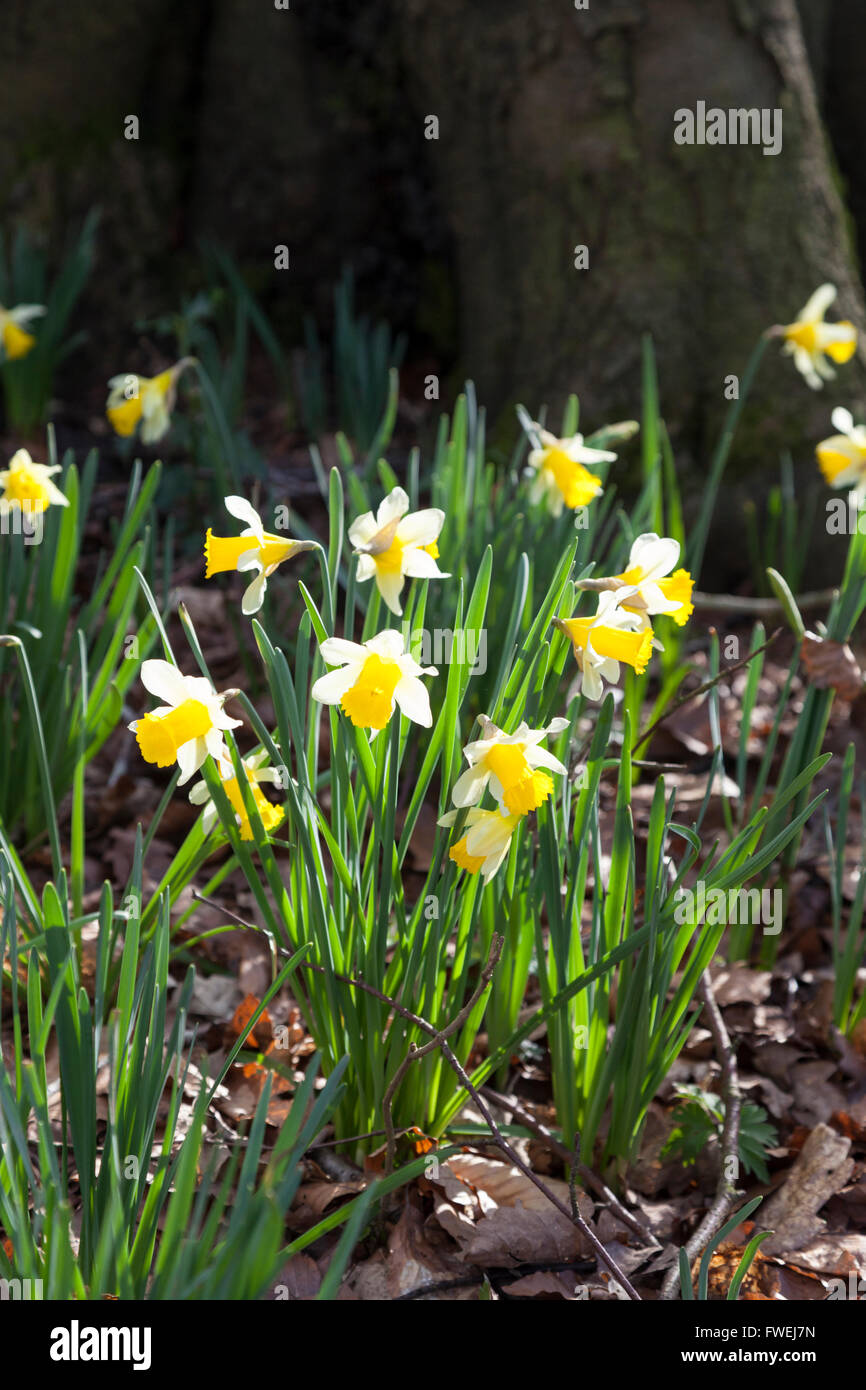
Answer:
[242,569,268,615]
[401,549,446,579]
[320,637,368,665]
[311,666,358,704]
[393,675,432,727]
[375,568,406,615]
[396,508,445,547]
[798,283,836,323]
[451,766,490,807]
[376,487,410,529]
[628,534,679,580]
[224,495,264,537]
[139,659,192,706]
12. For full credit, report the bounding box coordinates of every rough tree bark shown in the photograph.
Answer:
[1,0,865,548]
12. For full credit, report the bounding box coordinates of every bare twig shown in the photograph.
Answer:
[692,588,836,615]
[660,969,743,1299]
[481,1086,656,1247]
[631,628,782,754]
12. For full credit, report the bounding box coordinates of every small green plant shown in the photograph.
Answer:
[678,1197,774,1300]
[663,1085,777,1183]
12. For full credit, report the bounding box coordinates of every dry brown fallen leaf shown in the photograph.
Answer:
[759,1122,854,1256]
[800,633,863,701]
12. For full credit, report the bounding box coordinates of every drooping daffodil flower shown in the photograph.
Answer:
[0,303,45,361]
[451,715,569,816]
[555,591,654,702]
[777,284,857,390]
[348,486,449,615]
[129,659,241,784]
[438,807,523,883]
[106,358,194,443]
[188,750,285,840]
[0,449,69,516]
[205,496,317,615]
[816,407,866,492]
[311,628,437,733]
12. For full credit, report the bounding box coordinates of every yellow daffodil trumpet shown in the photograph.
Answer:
[204,495,316,615]
[555,591,654,701]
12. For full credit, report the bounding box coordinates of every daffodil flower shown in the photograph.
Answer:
[188,751,285,840]
[451,715,569,816]
[129,659,241,784]
[525,425,615,517]
[348,486,449,615]
[311,629,437,732]
[555,591,654,702]
[205,496,316,615]
[579,533,694,630]
[106,358,193,443]
[778,284,857,390]
[0,303,45,361]
[438,807,522,883]
[0,449,69,515]
[816,407,866,491]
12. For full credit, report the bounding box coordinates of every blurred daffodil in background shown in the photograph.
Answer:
[106,358,193,443]
[0,302,45,361]
[524,423,614,517]
[777,283,857,389]
[0,448,68,515]
[816,406,866,492]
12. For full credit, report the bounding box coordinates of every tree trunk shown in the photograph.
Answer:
[390,0,866,461]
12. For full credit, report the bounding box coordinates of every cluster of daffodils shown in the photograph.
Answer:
[0,302,45,362]
[128,659,285,841]
[439,715,568,881]
[127,454,699,879]
[556,532,693,701]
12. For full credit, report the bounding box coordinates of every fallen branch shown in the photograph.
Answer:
[660,968,743,1299]
[481,1086,657,1247]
